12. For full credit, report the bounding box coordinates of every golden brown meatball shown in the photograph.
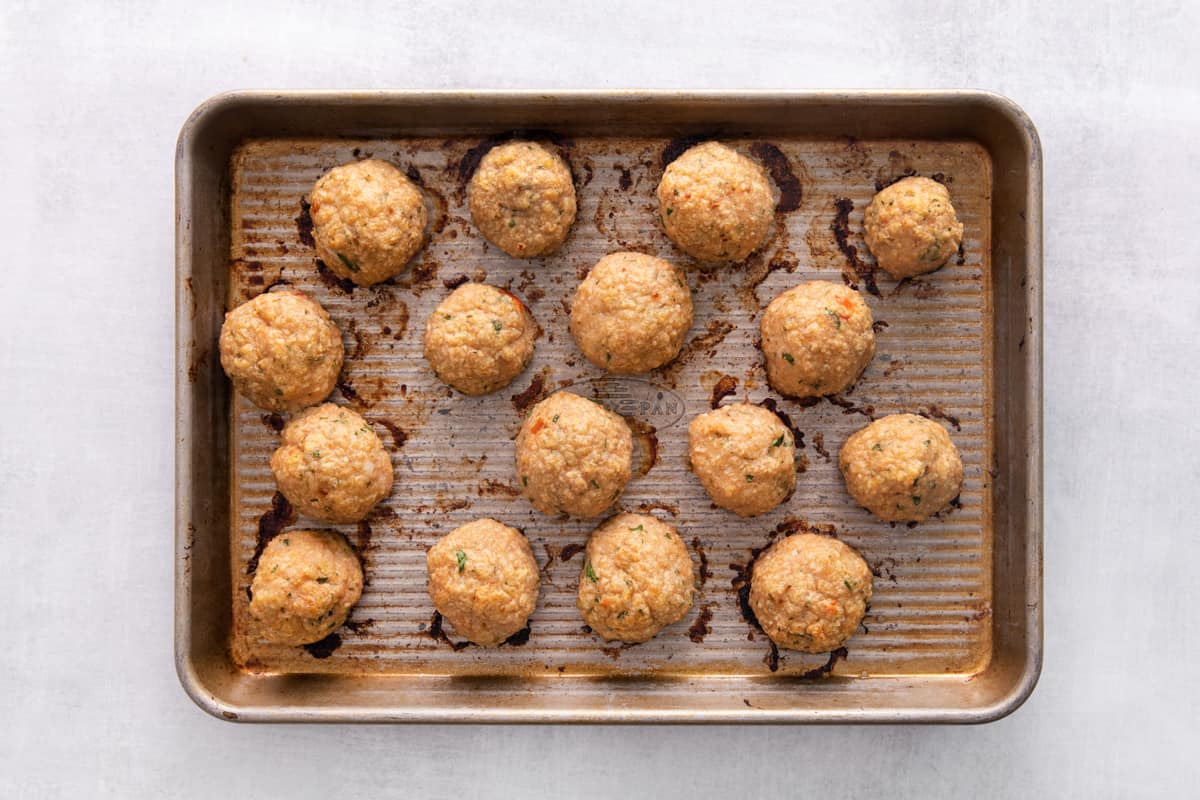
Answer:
[863,176,964,279]
[423,283,538,395]
[760,280,875,399]
[749,533,872,653]
[218,290,343,413]
[269,403,393,523]
[569,252,693,374]
[577,513,695,643]
[688,403,796,517]
[467,141,576,258]
[426,518,540,647]
[248,529,363,646]
[514,391,633,517]
[838,413,964,522]
[308,159,428,286]
[656,141,775,262]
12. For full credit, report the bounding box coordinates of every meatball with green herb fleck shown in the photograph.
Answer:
[249,529,363,646]
[424,283,538,395]
[426,518,540,647]
[863,176,964,279]
[760,280,875,399]
[467,141,576,258]
[515,391,633,518]
[308,159,428,286]
[688,403,796,517]
[838,413,963,522]
[218,290,343,413]
[657,141,775,263]
[577,513,695,643]
[749,533,872,653]
[270,403,394,524]
[569,251,693,374]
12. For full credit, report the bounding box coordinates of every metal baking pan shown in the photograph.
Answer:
[176,90,1042,723]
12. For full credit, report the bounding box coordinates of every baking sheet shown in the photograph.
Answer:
[225,133,994,680]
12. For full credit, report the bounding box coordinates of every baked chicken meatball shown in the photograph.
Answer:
[269,403,394,524]
[838,413,964,522]
[308,159,428,286]
[248,529,363,646]
[218,290,343,413]
[515,391,633,518]
[425,518,539,647]
[760,280,875,399]
[423,283,538,395]
[863,176,964,279]
[467,141,576,258]
[688,403,796,517]
[656,141,775,263]
[569,251,693,374]
[577,513,695,643]
[749,533,872,654]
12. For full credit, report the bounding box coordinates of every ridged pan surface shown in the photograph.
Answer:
[227,134,993,679]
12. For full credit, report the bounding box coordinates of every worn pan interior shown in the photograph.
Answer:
[176,91,1041,723]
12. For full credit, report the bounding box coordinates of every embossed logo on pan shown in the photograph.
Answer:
[562,377,686,429]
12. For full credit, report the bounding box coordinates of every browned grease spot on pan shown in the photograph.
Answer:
[186,347,208,384]
[692,536,710,587]
[799,647,848,679]
[892,277,942,299]
[435,498,471,513]
[315,259,356,294]
[710,374,738,408]
[261,413,285,433]
[295,198,315,247]
[367,292,408,341]
[749,141,802,213]
[600,642,639,660]
[247,492,294,576]
[510,368,550,415]
[302,633,342,659]
[559,543,586,562]
[659,320,735,383]
[811,432,830,462]
[503,626,532,647]
[688,603,715,643]
[335,376,362,406]
[626,417,659,478]
[477,479,520,498]
[919,404,962,431]
[763,641,781,672]
[661,134,713,169]
[756,397,806,450]
[831,198,880,297]
[613,164,633,190]
[442,273,470,290]
[405,256,440,293]
[428,612,471,651]
[404,164,449,234]
[375,419,408,448]
[636,500,679,516]
[827,394,875,421]
[346,318,369,359]
[741,250,798,297]
[184,277,197,319]
[774,517,839,538]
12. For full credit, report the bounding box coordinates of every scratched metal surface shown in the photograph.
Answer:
[225,134,993,679]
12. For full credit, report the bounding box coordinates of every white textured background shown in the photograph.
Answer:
[2,1,1197,797]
